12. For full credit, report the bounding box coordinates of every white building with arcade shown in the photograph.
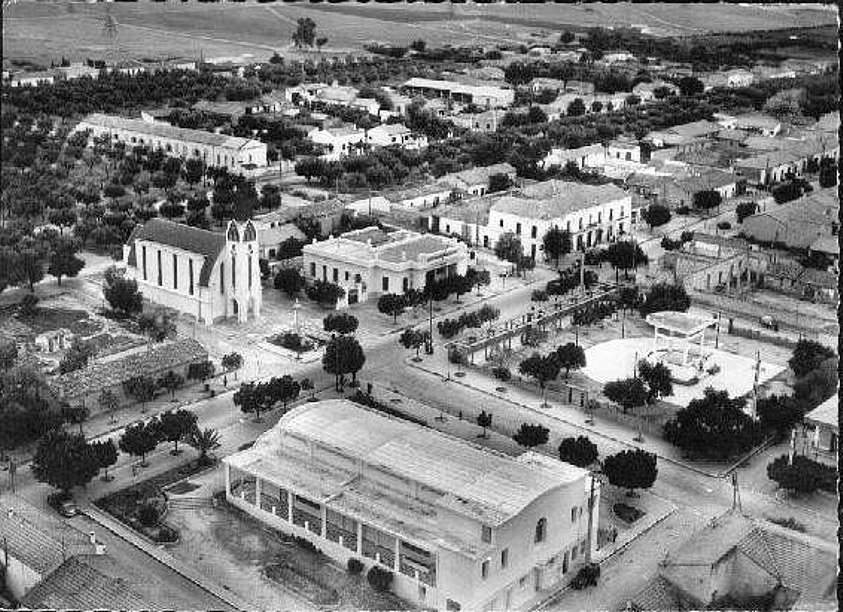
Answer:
[123,218,262,324]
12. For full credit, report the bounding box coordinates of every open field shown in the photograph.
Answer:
[2,1,837,68]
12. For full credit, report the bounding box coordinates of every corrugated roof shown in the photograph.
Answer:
[80,113,258,149]
[20,556,148,610]
[234,400,585,528]
[126,218,227,287]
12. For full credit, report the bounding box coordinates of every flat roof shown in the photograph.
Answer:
[646,311,716,336]
[228,400,585,530]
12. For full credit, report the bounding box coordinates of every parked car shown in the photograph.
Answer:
[59,500,79,517]
[760,315,778,330]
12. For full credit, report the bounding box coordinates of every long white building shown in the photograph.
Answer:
[402,77,515,108]
[224,400,597,611]
[76,113,267,174]
[301,227,469,305]
[123,218,262,324]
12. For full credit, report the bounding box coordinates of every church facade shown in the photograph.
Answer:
[123,218,262,325]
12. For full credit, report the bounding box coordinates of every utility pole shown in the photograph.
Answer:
[585,473,597,564]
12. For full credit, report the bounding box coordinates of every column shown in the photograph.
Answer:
[255,477,262,509]
[356,522,364,555]
[394,538,401,572]
[287,490,294,523]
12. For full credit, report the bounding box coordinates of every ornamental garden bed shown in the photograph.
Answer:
[264,559,340,607]
[613,502,645,524]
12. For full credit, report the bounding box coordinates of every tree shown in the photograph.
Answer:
[98,389,119,422]
[692,190,722,212]
[677,76,704,97]
[410,39,427,52]
[663,388,762,459]
[292,17,317,48]
[603,378,648,413]
[488,173,512,193]
[399,327,429,359]
[494,232,523,267]
[513,423,550,447]
[119,421,159,466]
[637,360,673,402]
[156,409,197,455]
[91,439,118,481]
[62,403,90,434]
[788,339,835,378]
[518,353,560,405]
[59,339,94,374]
[602,449,658,495]
[542,227,572,267]
[32,429,99,495]
[222,352,243,380]
[766,455,831,495]
[16,248,46,292]
[138,309,177,346]
[618,285,641,312]
[0,341,18,370]
[234,382,263,421]
[300,377,315,399]
[274,268,305,299]
[477,410,492,438]
[559,30,575,44]
[183,158,205,186]
[735,201,758,223]
[558,436,598,468]
[793,356,837,410]
[48,237,85,285]
[567,98,586,117]
[277,237,305,260]
[605,241,648,280]
[556,343,586,379]
[158,370,184,399]
[377,293,407,324]
[640,204,671,229]
[124,375,156,412]
[818,160,837,188]
[324,312,359,335]
[323,334,366,391]
[315,37,328,52]
[187,359,215,383]
[639,283,690,316]
[103,266,142,317]
[305,279,345,307]
[756,395,803,440]
[187,426,220,465]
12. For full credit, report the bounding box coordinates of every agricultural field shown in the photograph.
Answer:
[2,1,836,69]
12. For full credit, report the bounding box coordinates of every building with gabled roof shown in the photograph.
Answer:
[740,188,838,249]
[366,123,428,150]
[803,395,838,465]
[440,162,518,197]
[123,218,262,324]
[402,77,514,108]
[224,399,596,611]
[75,113,267,174]
[301,227,468,304]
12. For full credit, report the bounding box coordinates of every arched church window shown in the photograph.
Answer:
[242,221,256,242]
[227,222,240,242]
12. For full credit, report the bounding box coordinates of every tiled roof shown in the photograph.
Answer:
[79,113,258,149]
[20,555,147,610]
[377,234,458,263]
[809,234,839,255]
[491,183,628,220]
[630,574,698,611]
[732,113,780,130]
[50,338,208,401]
[126,218,226,287]
[450,162,516,187]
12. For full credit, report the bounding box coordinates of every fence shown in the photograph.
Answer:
[727,325,799,349]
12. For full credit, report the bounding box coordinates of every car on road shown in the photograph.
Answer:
[59,500,79,517]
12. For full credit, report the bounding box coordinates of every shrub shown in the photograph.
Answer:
[347,558,364,574]
[293,535,319,554]
[155,524,179,543]
[675,205,690,215]
[767,454,836,494]
[716,221,731,230]
[138,501,160,527]
[367,566,393,591]
[531,289,548,302]
[768,517,806,533]
[735,201,758,223]
[492,366,511,381]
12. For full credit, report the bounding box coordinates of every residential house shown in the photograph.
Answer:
[803,396,838,466]
[725,68,754,87]
[661,233,763,293]
[540,144,606,171]
[9,71,55,87]
[741,189,838,250]
[349,97,381,116]
[808,235,839,271]
[402,77,515,108]
[599,50,636,64]
[383,182,455,211]
[529,78,567,95]
[606,139,641,163]
[632,80,678,101]
[123,218,262,324]
[55,63,101,81]
[366,124,428,150]
[441,162,518,198]
[301,228,469,303]
[718,113,781,137]
[450,109,504,133]
[564,80,595,96]
[630,512,837,611]
[254,220,306,260]
[308,125,367,161]
[644,120,722,150]
[224,400,596,611]
[428,195,500,246]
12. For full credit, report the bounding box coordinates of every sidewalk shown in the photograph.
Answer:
[81,502,250,612]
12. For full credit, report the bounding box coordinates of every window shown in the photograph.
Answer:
[571,545,578,561]
[571,507,578,523]
[609,208,613,221]
[519,575,527,589]
[531,226,537,239]
[516,222,521,235]
[310,262,316,277]
[481,525,492,543]
[345,271,349,281]
[248,253,253,288]
[562,551,569,574]
[322,265,327,281]
[220,262,225,294]
[578,218,583,230]
[157,250,162,286]
[566,221,571,232]
[534,518,547,543]
[382,276,389,291]
[333,268,339,282]
[141,246,147,281]
[481,560,490,579]
[231,255,236,288]
[499,219,504,228]
[188,260,194,295]
[500,548,508,569]
[172,254,178,289]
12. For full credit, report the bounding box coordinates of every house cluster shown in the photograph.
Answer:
[4,58,200,87]
[224,400,598,611]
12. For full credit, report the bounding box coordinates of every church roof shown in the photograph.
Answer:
[126,218,226,286]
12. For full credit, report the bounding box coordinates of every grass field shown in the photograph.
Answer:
[2,1,837,68]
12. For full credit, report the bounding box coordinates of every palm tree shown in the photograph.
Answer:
[187,427,221,465]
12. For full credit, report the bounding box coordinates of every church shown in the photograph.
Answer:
[123,218,262,325]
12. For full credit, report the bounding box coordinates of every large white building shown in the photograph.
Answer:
[224,400,597,611]
[75,113,267,175]
[402,77,515,108]
[123,218,262,324]
[301,227,469,305]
